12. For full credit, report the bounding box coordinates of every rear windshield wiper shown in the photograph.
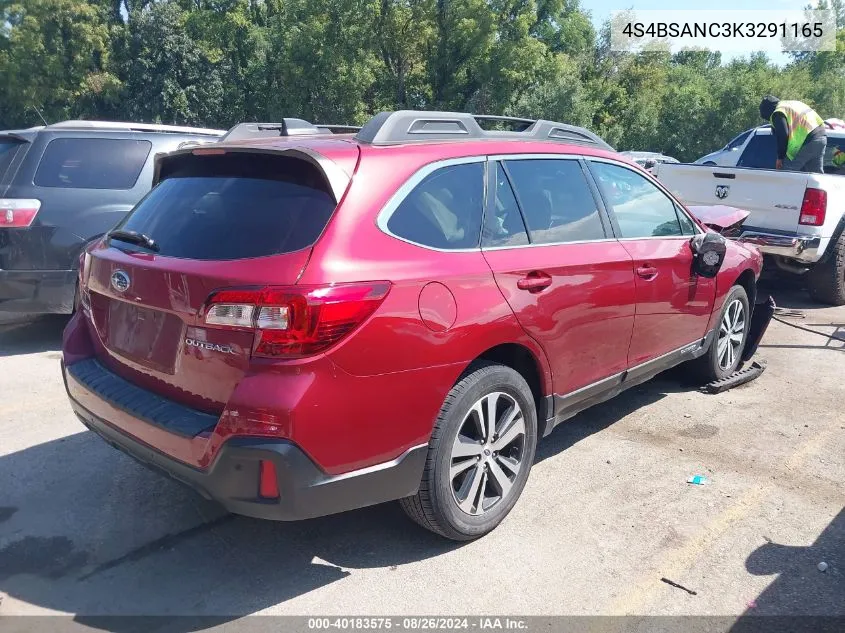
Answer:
[108,229,160,252]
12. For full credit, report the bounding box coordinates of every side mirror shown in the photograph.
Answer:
[690,232,727,278]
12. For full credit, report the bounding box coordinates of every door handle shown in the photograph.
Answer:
[636,265,659,280]
[517,272,553,292]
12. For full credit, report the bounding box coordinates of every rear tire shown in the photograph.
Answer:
[689,285,750,383]
[400,362,537,541]
[807,233,845,306]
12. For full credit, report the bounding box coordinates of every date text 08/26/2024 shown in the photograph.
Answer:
[307,618,528,630]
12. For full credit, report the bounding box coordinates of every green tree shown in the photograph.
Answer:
[121,1,226,126]
[0,0,118,127]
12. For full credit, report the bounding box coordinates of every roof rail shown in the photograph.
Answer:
[221,120,360,142]
[46,120,225,136]
[221,120,322,142]
[355,110,614,150]
[316,124,362,134]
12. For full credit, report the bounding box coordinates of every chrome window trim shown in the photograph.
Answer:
[488,152,583,161]
[482,237,618,252]
[585,156,704,236]
[374,152,703,253]
[375,155,487,253]
[615,235,694,242]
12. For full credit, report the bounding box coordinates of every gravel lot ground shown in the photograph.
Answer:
[0,282,843,628]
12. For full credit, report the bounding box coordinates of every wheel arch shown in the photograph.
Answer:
[820,215,845,263]
[465,343,551,427]
[733,268,757,307]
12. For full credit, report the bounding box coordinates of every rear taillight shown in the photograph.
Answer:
[203,282,391,358]
[0,199,41,227]
[799,189,827,226]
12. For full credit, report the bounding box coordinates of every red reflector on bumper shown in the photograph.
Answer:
[259,460,280,499]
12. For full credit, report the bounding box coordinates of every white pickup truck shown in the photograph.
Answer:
[654,163,845,305]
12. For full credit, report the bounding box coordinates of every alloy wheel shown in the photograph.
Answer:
[717,298,746,371]
[449,391,526,516]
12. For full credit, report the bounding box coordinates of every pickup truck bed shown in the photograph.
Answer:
[654,163,845,305]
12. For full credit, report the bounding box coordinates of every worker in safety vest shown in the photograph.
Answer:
[832,147,845,168]
[759,95,826,173]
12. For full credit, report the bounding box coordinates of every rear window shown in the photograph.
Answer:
[726,130,752,150]
[113,154,336,260]
[0,139,22,179]
[34,138,151,189]
[824,135,845,173]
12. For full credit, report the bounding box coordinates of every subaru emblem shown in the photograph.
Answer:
[111,270,131,293]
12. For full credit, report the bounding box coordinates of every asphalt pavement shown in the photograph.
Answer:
[0,284,843,628]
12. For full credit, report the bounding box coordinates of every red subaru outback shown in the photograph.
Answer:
[62,111,763,540]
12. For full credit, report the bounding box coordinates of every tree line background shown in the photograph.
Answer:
[1,0,845,162]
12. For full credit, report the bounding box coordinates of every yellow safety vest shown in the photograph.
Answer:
[833,147,845,167]
[772,100,824,160]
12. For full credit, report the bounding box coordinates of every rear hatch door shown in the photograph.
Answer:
[84,146,354,413]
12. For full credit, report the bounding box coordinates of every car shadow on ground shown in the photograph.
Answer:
[536,369,690,464]
[0,314,68,357]
[0,367,696,629]
[0,427,461,629]
[729,508,844,630]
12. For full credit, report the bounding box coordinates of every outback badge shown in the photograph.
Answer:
[185,338,237,355]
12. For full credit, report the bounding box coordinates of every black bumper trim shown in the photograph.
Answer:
[67,380,428,521]
[67,358,217,438]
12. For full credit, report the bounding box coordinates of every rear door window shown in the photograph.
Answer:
[504,158,606,244]
[737,133,776,169]
[34,138,152,189]
[113,154,336,260]
[385,162,484,250]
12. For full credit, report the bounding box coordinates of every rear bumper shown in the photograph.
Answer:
[738,231,821,263]
[63,359,427,521]
[0,269,77,313]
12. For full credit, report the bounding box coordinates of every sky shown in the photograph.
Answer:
[585,0,813,65]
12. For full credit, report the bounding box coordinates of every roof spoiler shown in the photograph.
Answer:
[354,110,614,150]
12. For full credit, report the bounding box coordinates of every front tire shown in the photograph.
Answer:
[807,233,845,305]
[400,362,538,541]
[691,285,750,383]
